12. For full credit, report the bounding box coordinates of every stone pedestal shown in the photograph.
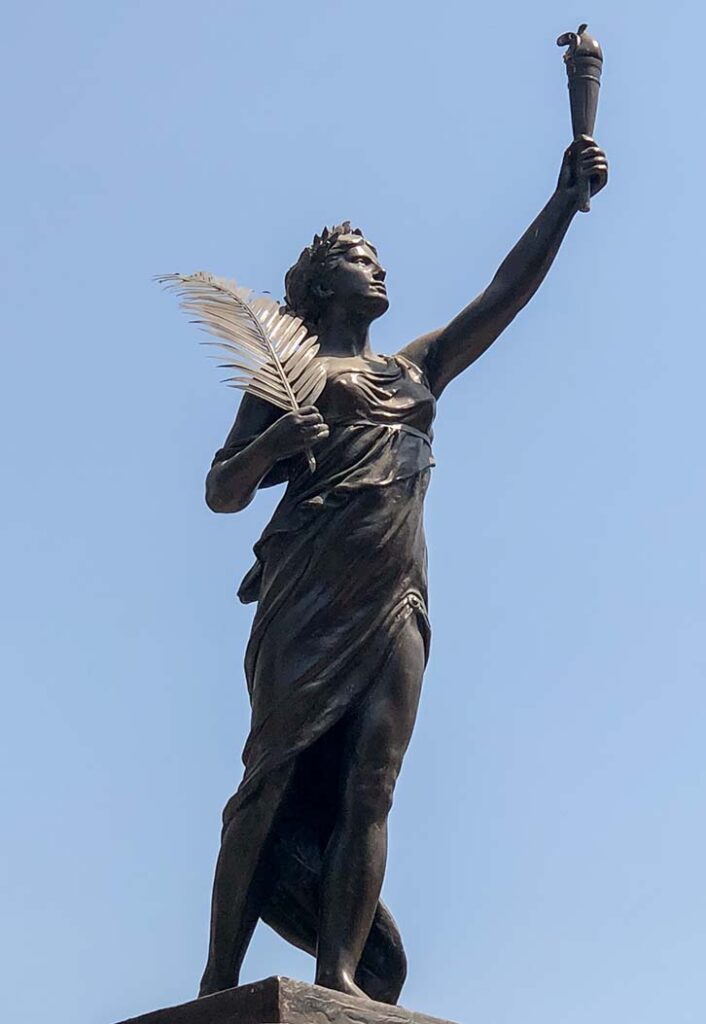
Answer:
[114,976,458,1024]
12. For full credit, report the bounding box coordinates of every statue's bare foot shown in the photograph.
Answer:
[315,969,368,999]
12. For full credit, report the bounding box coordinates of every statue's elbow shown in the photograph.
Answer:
[205,487,233,514]
[205,477,249,514]
[205,488,226,513]
[205,474,231,513]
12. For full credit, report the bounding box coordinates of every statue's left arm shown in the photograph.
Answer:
[400,137,608,397]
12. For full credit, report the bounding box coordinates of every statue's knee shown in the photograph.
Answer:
[221,765,291,836]
[345,766,397,821]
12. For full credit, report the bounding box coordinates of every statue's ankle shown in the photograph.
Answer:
[198,963,238,998]
[315,966,366,998]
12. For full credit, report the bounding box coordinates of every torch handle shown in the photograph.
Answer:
[578,174,592,214]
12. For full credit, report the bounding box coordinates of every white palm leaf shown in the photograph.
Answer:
[157,271,327,471]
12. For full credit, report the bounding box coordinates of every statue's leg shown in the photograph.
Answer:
[261,811,407,1004]
[199,763,293,997]
[314,615,425,997]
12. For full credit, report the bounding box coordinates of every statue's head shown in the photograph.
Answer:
[284,222,388,329]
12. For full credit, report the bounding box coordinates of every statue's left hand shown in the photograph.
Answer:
[557,135,608,205]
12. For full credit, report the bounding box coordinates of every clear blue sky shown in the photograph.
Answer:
[2,2,704,1023]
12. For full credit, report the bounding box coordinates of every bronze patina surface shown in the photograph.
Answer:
[183,44,608,1007]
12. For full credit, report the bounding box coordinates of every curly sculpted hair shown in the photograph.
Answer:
[284,221,378,328]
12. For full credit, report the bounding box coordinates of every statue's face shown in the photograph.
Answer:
[323,240,389,320]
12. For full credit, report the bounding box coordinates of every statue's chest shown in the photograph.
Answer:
[317,358,436,433]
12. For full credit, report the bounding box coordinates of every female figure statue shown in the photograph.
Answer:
[199,137,607,1002]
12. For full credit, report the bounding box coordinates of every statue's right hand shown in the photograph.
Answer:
[263,407,330,458]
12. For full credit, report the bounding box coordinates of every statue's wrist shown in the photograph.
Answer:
[551,186,579,218]
[247,429,280,472]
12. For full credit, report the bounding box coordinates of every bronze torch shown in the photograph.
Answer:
[557,24,604,213]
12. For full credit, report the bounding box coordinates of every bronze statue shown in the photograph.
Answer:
[161,55,607,1001]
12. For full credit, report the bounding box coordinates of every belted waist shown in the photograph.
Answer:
[324,418,432,445]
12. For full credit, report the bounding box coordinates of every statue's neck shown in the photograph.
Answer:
[315,308,374,358]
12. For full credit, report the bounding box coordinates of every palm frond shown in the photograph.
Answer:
[157,271,327,471]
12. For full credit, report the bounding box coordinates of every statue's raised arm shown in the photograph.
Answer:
[400,138,608,398]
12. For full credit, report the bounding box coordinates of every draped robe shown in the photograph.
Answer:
[212,353,436,994]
